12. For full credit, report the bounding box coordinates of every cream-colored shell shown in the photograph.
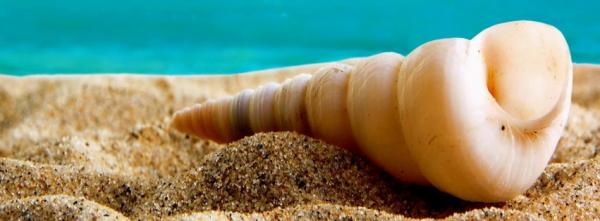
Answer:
[171,21,573,202]
[398,22,571,201]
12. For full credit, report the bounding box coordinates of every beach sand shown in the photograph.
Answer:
[0,64,599,220]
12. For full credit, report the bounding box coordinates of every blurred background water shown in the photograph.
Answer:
[0,0,598,75]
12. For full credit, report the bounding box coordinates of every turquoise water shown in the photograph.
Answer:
[1,0,598,75]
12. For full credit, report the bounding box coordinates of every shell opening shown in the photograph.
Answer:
[477,21,571,129]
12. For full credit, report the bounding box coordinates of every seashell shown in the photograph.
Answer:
[170,21,573,202]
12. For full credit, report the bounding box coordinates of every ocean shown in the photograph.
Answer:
[1,0,598,75]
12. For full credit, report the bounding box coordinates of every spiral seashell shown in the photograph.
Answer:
[170,21,573,202]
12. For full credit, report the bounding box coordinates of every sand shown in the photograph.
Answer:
[0,64,599,220]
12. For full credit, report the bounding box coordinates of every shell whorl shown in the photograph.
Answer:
[172,73,318,143]
[171,62,358,144]
[171,53,428,184]
[171,21,573,202]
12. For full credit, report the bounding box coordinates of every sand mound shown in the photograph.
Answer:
[0,195,128,220]
[0,65,599,220]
